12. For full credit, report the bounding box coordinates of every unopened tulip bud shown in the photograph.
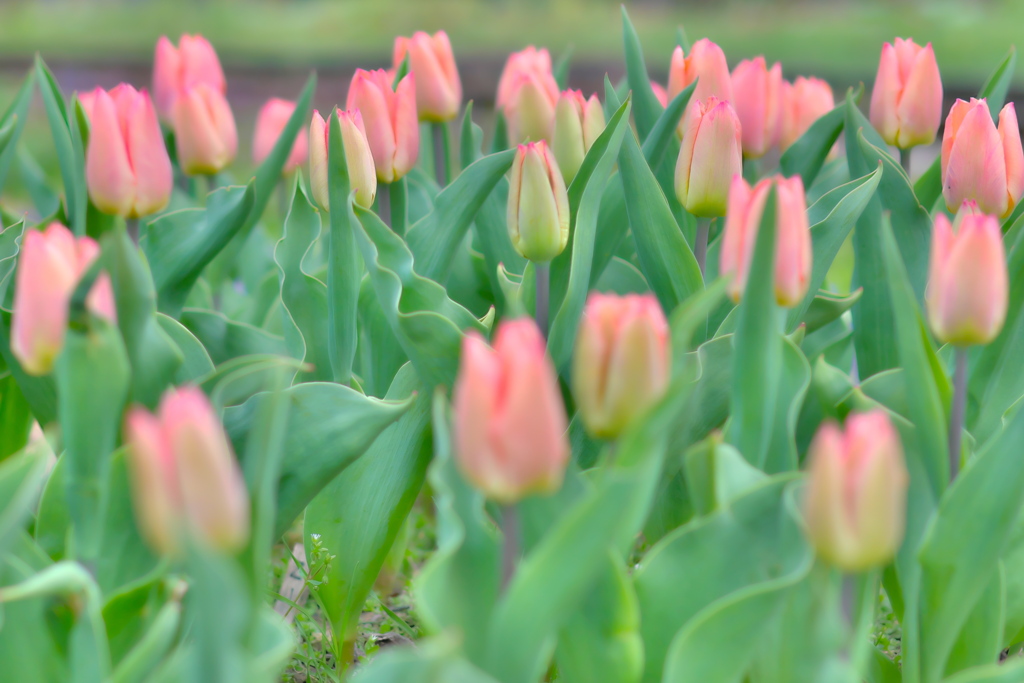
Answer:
[85,84,173,218]
[721,174,812,306]
[731,57,783,158]
[552,90,605,184]
[125,386,250,555]
[507,141,570,262]
[453,319,569,502]
[926,205,1008,346]
[804,410,908,572]
[668,39,734,110]
[346,69,419,183]
[869,38,943,149]
[393,30,462,122]
[573,293,669,439]
[11,223,116,375]
[252,98,308,173]
[942,98,1024,218]
[496,46,560,143]
[309,108,377,211]
[173,84,237,175]
[675,97,743,218]
[153,34,226,120]
[780,77,834,151]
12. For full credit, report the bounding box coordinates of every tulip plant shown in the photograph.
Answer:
[4,9,1024,683]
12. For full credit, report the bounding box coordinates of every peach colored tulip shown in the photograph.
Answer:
[507,141,570,263]
[675,97,743,218]
[869,38,943,149]
[721,174,812,306]
[85,84,173,218]
[252,98,308,173]
[452,318,570,502]
[496,46,560,144]
[668,39,733,110]
[941,98,1024,218]
[927,204,1008,346]
[309,108,377,211]
[125,386,250,556]
[153,34,226,119]
[346,69,419,183]
[573,293,669,439]
[173,84,238,175]
[804,410,908,572]
[11,223,116,375]
[780,77,835,151]
[76,89,98,121]
[552,90,605,184]
[393,30,462,122]
[731,57,783,158]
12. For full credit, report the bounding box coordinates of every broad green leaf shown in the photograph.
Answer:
[109,596,182,683]
[0,310,58,425]
[620,6,665,139]
[0,374,32,461]
[326,109,361,385]
[198,354,306,409]
[779,86,860,189]
[641,82,695,174]
[944,568,1004,676]
[350,637,501,683]
[801,290,863,335]
[35,56,87,236]
[0,69,35,192]
[471,175,525,316]
[180,309,287,366]
[460,102,484,170]
[554,47,573,90]
[762,337,811,475]
[0,444,49,561]
[683,439,766,518]
[942,660,1024,683]
[155,313,215,382]
[356,276,407,397]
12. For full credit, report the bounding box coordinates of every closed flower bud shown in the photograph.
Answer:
[804,410,908,572]
[125,386,250,555]
[721,174,812,306]
[309,108,377,211]
[252,98,308,173]
[393,30,462,122]
[507,141,570,262]
[780,76,834,151]
[942,98,1024,218]
[668,39,734,110]
[869,38,943,149]
[552,90,605,184]
[346,69,419,183]
[85,84,173,218]
[173,84,238,175]
[153,34,226,120]
[11,223,116,375]
[675,97,743,218]
[731,57,783,158]
[927,204,1008,346]
[573,293,669,439]
[496,46,560,143]
[452,319,570,503]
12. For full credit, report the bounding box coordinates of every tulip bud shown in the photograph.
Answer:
[730,57,783,158]
[496,46,560,144]
[11,223,117,375]
[869,38,943,149]
[573,293,670,439]
[552,90,605,184]
[173,84,238,175]
[452,318,570,502]
[85,84,173,218]
[721,174,812,306]
[252,98,308,173]
[346,69,419,183]
[675,97,743,218]
[926,204,1008,346]
[803,410,908,572]
[942,98,1024,218]
[393,30,462,122]
[309,109,377,211]
[507,141,570,262]
[780,77,835,151]
[668,39,734,109]
[153,34,227,120]
[125,386,250,555]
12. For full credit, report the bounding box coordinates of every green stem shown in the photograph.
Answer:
[501,504,520,594]
[378,182,391,228]
[900,147,912,177]
[949,347,968,481]
[125,217,139,246]
[432,122,449,187]
[695,218,710,277]
[535,262,550,339]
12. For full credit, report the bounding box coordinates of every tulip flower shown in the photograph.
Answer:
[869,38,943,149]
[252,98,308,173]
[573,293,670,439]
[804,410,908,572]
[731,57,783,158]
[552,90,605,184]
[346,69,419,183]
[675,97,743,218]
[393,30,462,122]
[452,318,570,502]
[172,84,238,175]
[926,205,1008,346]
[124,386,250,556]
[780,77,834,151]
[721,174,812,306]
[941,98,1024,218]
[496,46,560,144]
[11,223,117,375]
[84,84,173,218]
[153,34,227,120]
[651,81,669,108]
[507,141,570,263]
[309,108,377,210]
[668,39,734,110]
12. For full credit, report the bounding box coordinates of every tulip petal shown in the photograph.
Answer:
[85,88,136,217]
[943,101,1007,216]
[126,88,173,217]
[1000,103,1024,215]
[869,42,902,146]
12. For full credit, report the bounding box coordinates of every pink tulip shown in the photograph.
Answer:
[804,410,908,572]
[173,83,238,175]
[721,174,812,307]
[153,34,227,119]
[675,97,743,218]
[651,81,669,108]
[11,223,116,376]
[927,204,1008,346]
[779,76,834,151]
[84,84,173,218]
[668,39,733,113]
[393,30,462,122]
[252,98,308,173]
[125,386,250,556]
[507,141,570,263]
[552,89,605,183]
[731,57,783,158]
[496,46,560,144]
[452,318,570,502]
[941,98,1024,218]
[346,69,419,183]
[869,38,943,149]
[309,108,377,210]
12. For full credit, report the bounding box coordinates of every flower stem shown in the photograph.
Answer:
[501,504,520,594]
[949,347,968,481]
[535,262,550,339]
[378,182,391,228]
[695,218,711,277]
[900,148,912,177]
[126,217,139,245]
[432,122,448,188]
